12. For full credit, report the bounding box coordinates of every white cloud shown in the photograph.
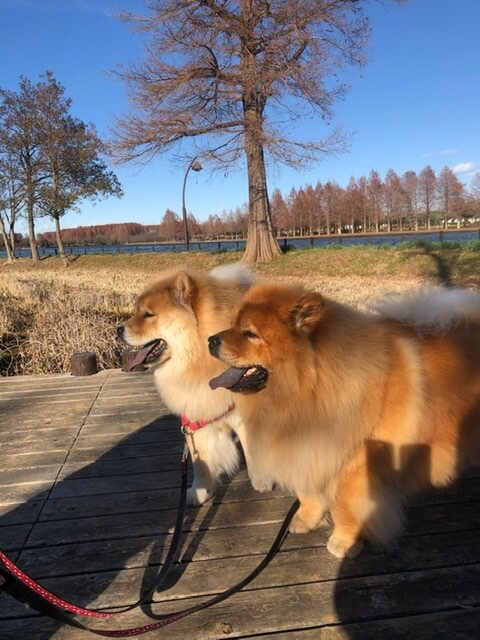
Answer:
[452,162,476,174]
[440,147,458,156]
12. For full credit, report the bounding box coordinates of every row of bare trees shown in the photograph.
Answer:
[0,73,122,263]
[272,166,480,236]
[154,166,479,241]
[31,162,480,246]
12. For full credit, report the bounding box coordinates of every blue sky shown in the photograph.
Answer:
[1,0,479,233]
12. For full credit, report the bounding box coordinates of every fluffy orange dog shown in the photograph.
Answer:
[209,283,480,557]
[118,265,274,506]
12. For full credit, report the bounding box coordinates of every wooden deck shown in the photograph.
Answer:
[0,369,479,639]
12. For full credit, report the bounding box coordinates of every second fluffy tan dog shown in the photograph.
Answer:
[209,283,480,557]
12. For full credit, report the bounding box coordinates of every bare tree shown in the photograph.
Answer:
[418,165,436,230]
[437,166,465,229]
[470,173,480,218]
[0,77,46,263]
[111,0,375,262]
[36,74,123,261]
[270,188,290,236]
[367,170,383,233]
[401,170,418,230]
[345,177,363,233]
[0,150,23,262]
[160,208,182,240]
[0,73,122,264]
[383,169,404,231]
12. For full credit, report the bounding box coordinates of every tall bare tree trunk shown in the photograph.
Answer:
[54,215,69,265]
[27,205,40,264]
[242,135,281,263]
[240,1,281,264]
[0,216,15,262]
[54,215,66,257]
[25,170,40,264]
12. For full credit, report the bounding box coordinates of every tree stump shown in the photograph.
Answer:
[70,352,98,376]
[122,348,146,372]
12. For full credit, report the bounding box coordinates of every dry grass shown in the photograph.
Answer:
[1,244,479,375]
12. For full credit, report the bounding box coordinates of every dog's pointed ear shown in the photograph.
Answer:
[173,271,195,307]
[290,291,325,335]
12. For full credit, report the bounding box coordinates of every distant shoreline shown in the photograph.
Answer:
[3,227,480,259]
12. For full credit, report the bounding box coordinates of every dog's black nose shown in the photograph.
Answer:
[208,334,221,356]
[116,325,125,339]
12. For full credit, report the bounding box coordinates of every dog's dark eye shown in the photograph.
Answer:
[243,329,258,339]
[144,311,155,318]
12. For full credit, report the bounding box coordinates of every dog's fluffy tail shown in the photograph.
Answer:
[210,262,254,287]
[371,288,480,334]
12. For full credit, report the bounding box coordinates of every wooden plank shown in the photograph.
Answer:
[25,496,295,547]
[38,482,288,522]
[48,469,183,499]
[0,450,68,469]
[0,438,76,455]
[0,523,32,551]
[0,388,101,401]
[15,495,480,576]
[21,490,478,547]
[65,441,183,462]
[0,400,95,419]
[73,428,182,449]
[48,467,250,500]
[0,482,51,506]
[0,374,107,391]
[88,407,167,418]
[2,564,480,639]
[0,428,79,448]
[78,416,177,438]
[0,500,44,525]
[7,606,478,640]
[0,418,84,433]
[58,453,189,478]
[250,609,480,640]
[0,465,60,487]
[16,520,310,577]
[81,416,171,432]
[67,440,183,459]
[4,527,478,608]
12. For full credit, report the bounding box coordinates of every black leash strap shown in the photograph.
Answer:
[0,448,299,636]
[0,449,189,621]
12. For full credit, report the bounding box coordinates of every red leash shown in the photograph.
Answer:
[0,411,299,637]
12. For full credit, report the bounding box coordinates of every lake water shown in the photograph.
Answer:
[2,229,479,259]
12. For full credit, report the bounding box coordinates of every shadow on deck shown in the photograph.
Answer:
[0,370,479,639]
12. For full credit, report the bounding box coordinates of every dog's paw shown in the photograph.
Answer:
[289,512,312,534]
[187,487,213,506]
[249,474,275,493]
[327,534,363,559]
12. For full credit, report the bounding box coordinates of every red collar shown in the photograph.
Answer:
[181,403,235,434]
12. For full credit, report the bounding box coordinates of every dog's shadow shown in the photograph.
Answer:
[333,420,480,639]
[0,414,231,639]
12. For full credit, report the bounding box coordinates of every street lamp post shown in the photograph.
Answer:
[181,157,203,251]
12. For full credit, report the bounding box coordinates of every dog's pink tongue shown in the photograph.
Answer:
[209,367,248,390]
[127,341,160,372]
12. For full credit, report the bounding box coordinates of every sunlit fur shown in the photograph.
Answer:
[123,264,273,505]
[212,283,480,557]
